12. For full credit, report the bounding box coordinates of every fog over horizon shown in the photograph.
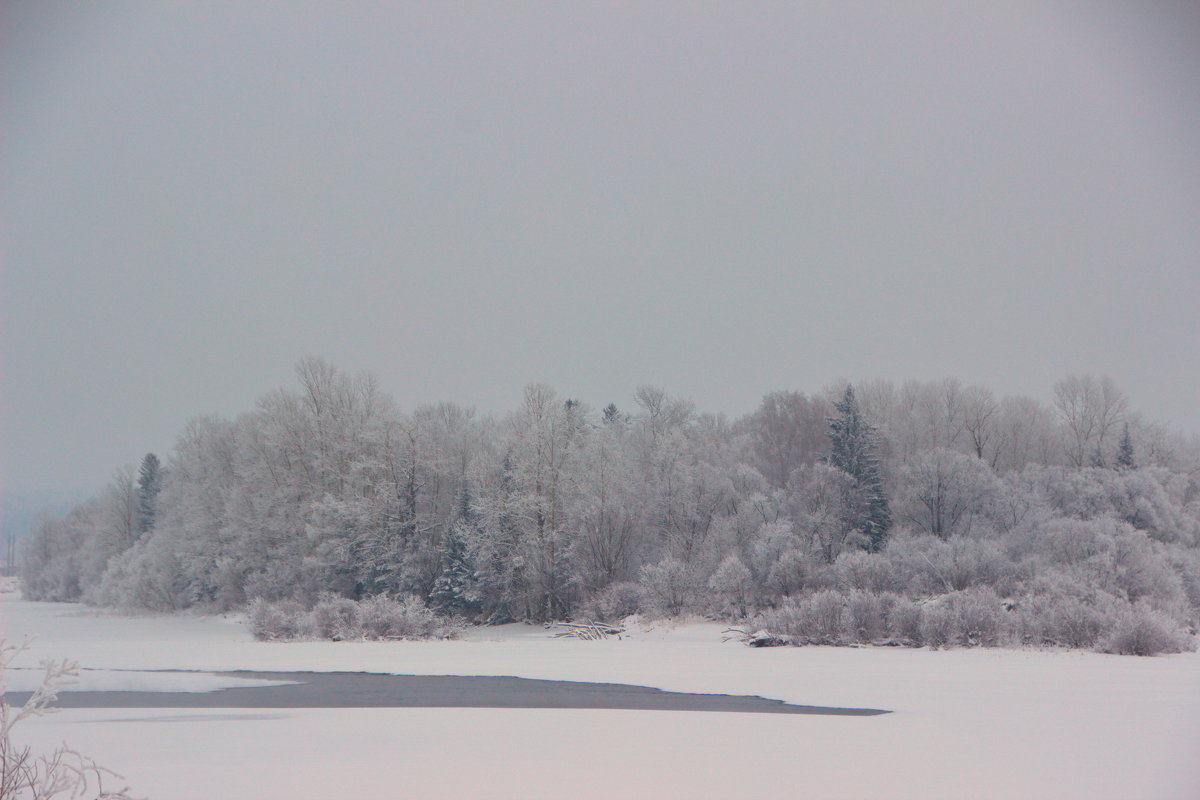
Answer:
[4,1,1199,517]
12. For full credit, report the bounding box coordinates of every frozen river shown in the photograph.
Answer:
[4,592,1198,798]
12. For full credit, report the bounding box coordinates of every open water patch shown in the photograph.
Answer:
[4,670,890,716]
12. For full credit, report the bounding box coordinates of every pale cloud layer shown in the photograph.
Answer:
[4,1,1199,502]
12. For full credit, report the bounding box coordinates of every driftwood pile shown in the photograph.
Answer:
[552,621,625,640]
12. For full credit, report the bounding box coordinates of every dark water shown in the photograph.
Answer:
[5,671,890,716]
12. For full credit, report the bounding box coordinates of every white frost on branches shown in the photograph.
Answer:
[1,640,139,800]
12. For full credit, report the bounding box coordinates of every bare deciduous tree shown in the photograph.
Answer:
[1054,375,1129,467]
[745,391,830,490]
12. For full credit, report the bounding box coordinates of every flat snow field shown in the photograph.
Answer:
[3,590,1198,800]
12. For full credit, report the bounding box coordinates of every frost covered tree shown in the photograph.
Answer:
[961,385,1000,462]
[707,554,752,617]
[469,451,526,623]
[745,391,829,490]
[93,416,240,610]
[908,378,968,453]
[858,379,967,466]
[896,448,1001,539]
[104,467,141,553]
[509,384,580,619]
[787,463,862,564]
[566,423,641,595]
[991,395,1063,471]
[21,512,86,602]
[1054,375,1128,468]
[21,467,146,604]
[827,385,891,551]
[637,557,697,616]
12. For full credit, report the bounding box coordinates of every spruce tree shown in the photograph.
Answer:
[827,385,892,552]
[1115,424,1136,470]
[602,403,621,426]
[428,489,481,616]
[136,453,163,534]
[427,525,478,616]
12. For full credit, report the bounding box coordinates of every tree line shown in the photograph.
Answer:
[20,359,1200,651]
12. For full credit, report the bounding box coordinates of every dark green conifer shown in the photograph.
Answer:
[827,385,892,552]
[428,488,481,616]
[1116,424,1136,470]
[136,453,163,533]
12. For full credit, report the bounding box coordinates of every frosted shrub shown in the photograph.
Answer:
[89,535,191,612]
[246,596,452,641]
[1046,524,1186,609]
[1016,594,1110,649]
[1020,568,1096,604]
[800,591,849,644]
[846,590,888,642]
[953,587,1007,646]
[358,595,445,640]
[707,555,753,618]
[310,594,361,640]
[886,599,923,645]
[248,598,307,641]
[1100,604,1194,656]
[87,556,131,610]
[638,558,697,617]
[756,601,796,640]
[916,588,1011,649]
[1033,517,1116,566]
[837,550,905,594]
[20,512,88,603]
[919,602,957,649]
[1105,534,1184,607]
[864,535,939,594]
[943,538,1012,593]
[580,581,642,622]
[800,558,840,592]
[765,548,809,597]
[881,535,1017,596]
[243,561,308,605]
[1030,464,1198,546]
[755,603,796,642]
[761,590,848,645]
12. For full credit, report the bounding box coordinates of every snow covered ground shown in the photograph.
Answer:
[3,587,1198,799]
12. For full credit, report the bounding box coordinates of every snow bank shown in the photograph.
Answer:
[3,668,294,694]
[4,596,1199,799]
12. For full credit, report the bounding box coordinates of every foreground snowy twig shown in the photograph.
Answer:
[0,639,141,800]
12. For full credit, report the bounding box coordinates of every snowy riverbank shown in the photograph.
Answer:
[3,590,1198,799]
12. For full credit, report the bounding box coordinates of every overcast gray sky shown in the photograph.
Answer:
[3,1,1199,511]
